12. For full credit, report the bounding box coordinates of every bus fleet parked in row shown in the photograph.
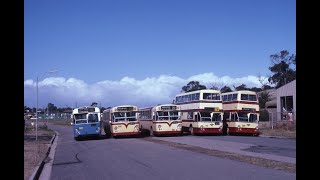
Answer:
[71,90,260,140]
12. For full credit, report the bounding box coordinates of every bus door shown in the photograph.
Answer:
[211,112,222,125]
[248,113,258,122]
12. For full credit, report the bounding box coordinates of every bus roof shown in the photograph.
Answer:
[221,90,257,96]
[140,104,179,111]
[103,105,139,112]
[72,106,100,114]
[175,89,221,97]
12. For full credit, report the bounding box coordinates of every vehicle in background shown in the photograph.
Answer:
[175,89,223,135]
[221,90,260,136]
[139,104,182,136]
[102,105,141,138]
[71,106,102,140]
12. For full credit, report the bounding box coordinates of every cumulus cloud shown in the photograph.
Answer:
[24,73,268,108]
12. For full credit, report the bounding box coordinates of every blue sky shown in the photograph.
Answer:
[24,0,296,108]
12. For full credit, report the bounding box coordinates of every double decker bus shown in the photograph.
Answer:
[175,89,223,135]
[71,106,101,140]
[102,105,141,138]
[221,90,260,136]
[139,104,182,136]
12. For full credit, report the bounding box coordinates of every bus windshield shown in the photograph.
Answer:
[88,113,99,123]
[200,112,211,122]
[126,112,137,121]
[157,111,169,121]
[169,111,179,120]
[157,111,180,121]
[113,112,137,122]
[212,113,222,122]
[74,113,87,124]
[238,112,249,122]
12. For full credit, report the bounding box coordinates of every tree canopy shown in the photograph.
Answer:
[220,86,232,93]
[268,50,296,88]
[181,81,207,92]
[233,84,249,91]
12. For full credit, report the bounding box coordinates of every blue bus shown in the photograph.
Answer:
[71,106,102,140]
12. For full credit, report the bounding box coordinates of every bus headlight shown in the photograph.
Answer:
[177,124,182,130]
[200,125,204,129]
[114,126,118,132]
[75,128,80,134]
[158,125,162,129]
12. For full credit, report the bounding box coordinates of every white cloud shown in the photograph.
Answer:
[24,73,267,108]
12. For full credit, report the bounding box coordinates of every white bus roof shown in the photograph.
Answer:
[221,90,257,95]
[175,89,221,97]
[72,106,100,114]
[103,105,139,112]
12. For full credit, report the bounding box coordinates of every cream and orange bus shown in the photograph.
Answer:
[139,104,182,136]
[175,89,223,135]
[221,90,260,136]
[102,105,141,138]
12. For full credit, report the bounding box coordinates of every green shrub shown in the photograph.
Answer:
[259,109,269,121]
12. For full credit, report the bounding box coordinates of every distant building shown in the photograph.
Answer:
[276,80,296,120]
[257,80,296,122]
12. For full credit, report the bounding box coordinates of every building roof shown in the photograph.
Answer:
[276,80,296,96]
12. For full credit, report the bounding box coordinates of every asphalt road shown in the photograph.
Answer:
[190,135,296,158]
[49,125,295,180]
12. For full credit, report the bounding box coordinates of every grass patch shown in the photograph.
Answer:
[260,128,296,139]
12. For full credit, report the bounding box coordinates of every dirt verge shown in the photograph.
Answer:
[24,124,55,180]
